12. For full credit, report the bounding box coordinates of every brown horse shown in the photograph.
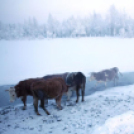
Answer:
[31,77,68,115]
[6,78,44,110]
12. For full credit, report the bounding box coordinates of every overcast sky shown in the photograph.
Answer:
[0,0,134,23]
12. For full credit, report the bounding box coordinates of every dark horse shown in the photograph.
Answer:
[43,72,86,103]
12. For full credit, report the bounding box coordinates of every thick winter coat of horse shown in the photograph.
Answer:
[6,72,86,110]
[31,77,68,115]
[43,72,86,103]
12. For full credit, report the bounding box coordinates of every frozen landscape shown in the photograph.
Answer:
[0,37,134,134]
[1,85,134,134]
[1,0,134,133]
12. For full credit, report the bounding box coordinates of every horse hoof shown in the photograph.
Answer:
[22,107,26,110]
[37,112,41,115]
[58,106,63,110]
[39,105,44,108]
[47,112,50,115]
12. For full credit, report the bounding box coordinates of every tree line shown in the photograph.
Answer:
[0,5,134,40]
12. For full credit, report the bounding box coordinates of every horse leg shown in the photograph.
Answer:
[55,95,62,110]
[81,85,85,102]
[39,99,48,107]
[33,97,41,115]
[105,82,107,87]
[21,96,27,110]
[40,99,50,115]
[76,87,80,103]
[114,78,116,86]
[40,99,44,108]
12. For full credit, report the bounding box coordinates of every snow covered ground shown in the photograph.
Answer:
[0,37,134,85]
[1,84,134,134]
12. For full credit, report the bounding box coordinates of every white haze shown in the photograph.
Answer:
[0,0,134,23]
[0,37,134,85]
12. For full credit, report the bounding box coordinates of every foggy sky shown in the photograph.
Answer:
[0,0,134,23]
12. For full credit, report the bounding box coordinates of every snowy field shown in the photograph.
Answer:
[1,37,134,134]
[0,37,134,85]
[1,85,134,134]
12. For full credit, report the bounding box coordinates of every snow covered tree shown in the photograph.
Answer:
[107,5,120,36]
[47,14,58,38]
[1,4,134,40]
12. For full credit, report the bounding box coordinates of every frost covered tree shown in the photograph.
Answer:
[0,21,4,39]
[0,5,134,40]
[47,14,58,38]
[107,5,120,36]
[71,17,86,37]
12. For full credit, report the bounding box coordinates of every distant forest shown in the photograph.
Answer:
[0,5,134,40]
